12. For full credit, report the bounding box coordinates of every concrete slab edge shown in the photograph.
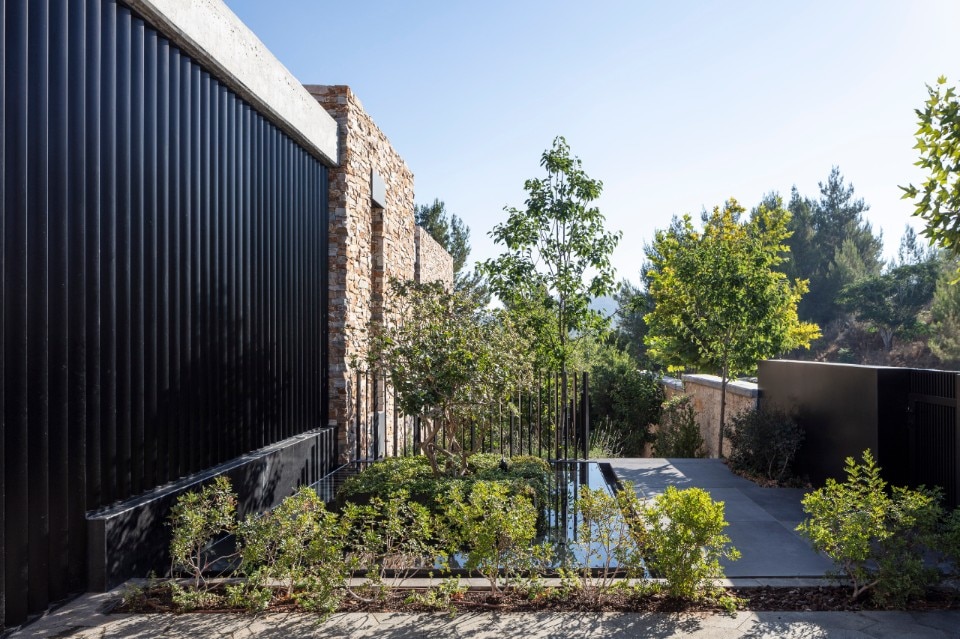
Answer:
[122,0,338,166]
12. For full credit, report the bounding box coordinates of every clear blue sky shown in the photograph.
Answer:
[225,0,960,285]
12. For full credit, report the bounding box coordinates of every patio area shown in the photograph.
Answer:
[605,458,835,579]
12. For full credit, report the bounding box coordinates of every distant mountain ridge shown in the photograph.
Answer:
[590,296,618,323]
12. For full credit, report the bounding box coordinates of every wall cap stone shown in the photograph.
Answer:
[124,0,338,166]
[681,373,759,398]
[660,375,685,392]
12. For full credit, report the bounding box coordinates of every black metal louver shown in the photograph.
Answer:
[2,0,330,628]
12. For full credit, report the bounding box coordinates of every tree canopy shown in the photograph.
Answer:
[902,77,960,255]
[415,198,489,304]
[361,279,531,476]
[839,261,938,351]
[781,168,883,327]
[929,257,960,364]
[644,198,820,456]
[482,136,621,372]
[415,199,471,274]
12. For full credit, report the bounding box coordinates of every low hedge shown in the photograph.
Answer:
[334,454,551,523]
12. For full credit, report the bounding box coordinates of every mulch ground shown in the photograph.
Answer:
[114,584,960,615]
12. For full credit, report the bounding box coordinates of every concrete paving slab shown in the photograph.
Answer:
[694,488,777,522]
[722,521,836,577]
[665,459,758,489]
[10,600,960,639]
[606,458,833,579]
[739,486,810,522]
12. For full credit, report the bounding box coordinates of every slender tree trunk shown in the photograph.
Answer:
[718,365,728,458]
[880,328,894,351]
[421,417,441,475]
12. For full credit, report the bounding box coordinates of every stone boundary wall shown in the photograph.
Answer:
[659,374,759,458]
[415,226,455,287]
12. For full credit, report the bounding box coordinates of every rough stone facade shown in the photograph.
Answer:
[680,374,759,458]
[657,374,758,458]
[305,85,453,462]
[415,226,455,287]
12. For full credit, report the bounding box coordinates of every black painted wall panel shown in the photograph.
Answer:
[0,0,7,629]
[1,0,330,629]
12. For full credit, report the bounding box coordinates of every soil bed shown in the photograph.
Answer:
[114,584,960,615]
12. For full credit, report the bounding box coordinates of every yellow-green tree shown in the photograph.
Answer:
[644,198,820,456]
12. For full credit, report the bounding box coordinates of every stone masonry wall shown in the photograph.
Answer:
[306,85,453,463]
[680,374,758,458]
[415,226,454,287]
[306,85,412,462]
[657,374,758,458]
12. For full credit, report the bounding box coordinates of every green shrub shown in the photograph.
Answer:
[939,508,960,576]
[653,395,704,458]
[796,450,943,605]
[168,476,237,589]
[340,490,445,599]
[574,485,647,601]
[441,480,545,592]
[335,454,551,528]
[588,348,663,456]
[334,456,436,508]
[403,576,468,611]
[642,486,739,600]
[725,406,804,482]
[873,485,943,607]
[169,582,224,612]
[236,487,346,617]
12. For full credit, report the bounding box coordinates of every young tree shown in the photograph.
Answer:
[901,77,960,255]
[482,136,622,372]
[362,280,532,476]
[644,198,820,457]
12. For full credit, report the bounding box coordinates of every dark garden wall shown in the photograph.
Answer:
[1,0,331,628]
[759,360,957,507]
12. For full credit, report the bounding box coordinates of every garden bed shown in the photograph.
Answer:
[113,581,960,616]
[134,451,960,620]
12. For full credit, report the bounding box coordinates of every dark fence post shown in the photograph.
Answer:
[581,372,590,459]
[413,415,421,454]
[372,372,379,460]
[390,371,397,457]
[355,369,361,462]
[550,373,563,459]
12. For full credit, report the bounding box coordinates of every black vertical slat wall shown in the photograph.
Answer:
[1,0,330,629]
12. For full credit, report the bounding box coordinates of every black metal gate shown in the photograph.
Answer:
[907,370,960,508]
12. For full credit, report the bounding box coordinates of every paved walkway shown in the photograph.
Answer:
[603,458,836,578]
[11,592,960,639]
[10,458,960,637]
